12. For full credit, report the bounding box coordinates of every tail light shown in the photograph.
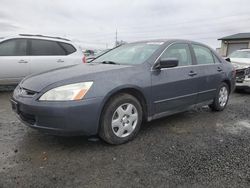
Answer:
[82,56,87,63]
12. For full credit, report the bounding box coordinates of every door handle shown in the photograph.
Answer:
[217,67,223,72]
[57,59,64,63]
[18,60,28,64]
[188,71,197,77]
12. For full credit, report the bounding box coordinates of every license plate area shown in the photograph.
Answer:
[245,68,250,75]
[11,99,19,114]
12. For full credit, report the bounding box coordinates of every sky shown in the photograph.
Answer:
[0,0,250,49]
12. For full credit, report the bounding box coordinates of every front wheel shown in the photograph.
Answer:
[209,83,229,111]
[99,93,143,145]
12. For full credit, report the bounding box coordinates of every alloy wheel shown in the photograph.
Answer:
[218,86,228,107]
[111,103,138,138]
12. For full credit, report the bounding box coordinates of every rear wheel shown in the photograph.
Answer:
[99,93,142,145]
[209,83,229,111]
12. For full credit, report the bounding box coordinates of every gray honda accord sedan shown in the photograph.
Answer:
[11,39,236,144]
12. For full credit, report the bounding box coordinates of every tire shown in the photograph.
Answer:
[209,82,229,111]
[99,93,143,145]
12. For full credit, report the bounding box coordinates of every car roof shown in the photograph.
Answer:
[129,39,214,51]
[2,34,72,43]
[131,39,206,45]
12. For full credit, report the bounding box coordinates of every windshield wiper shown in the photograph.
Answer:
[101,61,120,65]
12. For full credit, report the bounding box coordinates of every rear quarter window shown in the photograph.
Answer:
[59,42,76,55]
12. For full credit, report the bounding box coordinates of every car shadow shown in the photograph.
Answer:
[17,106,213,152]
[18,113,191,152]
[234,88,250,94]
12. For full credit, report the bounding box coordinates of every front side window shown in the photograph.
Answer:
[30,39,66,56]
[192,44,214,65]
[92,43,162,65]
[0,39,27,56]
[161,43,192,66]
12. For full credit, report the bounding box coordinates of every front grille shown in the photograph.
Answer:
[236,69,246,77]
[245,67,250,75]
[24,89,36,96]
[236,67,250,82]
[19,112,36,125]
[15,87,37,97]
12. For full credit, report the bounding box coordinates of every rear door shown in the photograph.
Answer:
[190,44,223,103]
[151,43,199,116]
[27,39,75,74]
[0,38,28,84]
[58,41,83,65]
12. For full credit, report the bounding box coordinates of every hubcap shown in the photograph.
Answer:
[218,86,228,107]
[111,103,138,138]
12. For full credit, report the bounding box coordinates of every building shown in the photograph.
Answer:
[218,33,250,57]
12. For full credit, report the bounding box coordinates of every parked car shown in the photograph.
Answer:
[11,39,236,144]
[0,34,86,85]
[228,49,250,91]
[86,49,111,63]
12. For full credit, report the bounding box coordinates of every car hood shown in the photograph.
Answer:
[20,63,131,92]
[230,58,250,70]
[230,58,250,65]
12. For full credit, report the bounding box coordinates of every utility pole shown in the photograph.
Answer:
[115,29,118,47]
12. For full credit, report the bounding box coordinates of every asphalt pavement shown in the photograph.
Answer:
[0,90,250,188]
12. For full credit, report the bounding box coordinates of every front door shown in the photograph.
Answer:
[151,43,199,117]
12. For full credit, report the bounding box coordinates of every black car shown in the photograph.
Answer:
[11,39,236,144]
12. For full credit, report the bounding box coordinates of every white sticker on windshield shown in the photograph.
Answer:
[147,42,164,45]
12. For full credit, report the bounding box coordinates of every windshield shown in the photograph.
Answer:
[229,51,250,58]
[92,42,162,65]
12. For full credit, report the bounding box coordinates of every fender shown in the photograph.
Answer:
[96,84,152,130]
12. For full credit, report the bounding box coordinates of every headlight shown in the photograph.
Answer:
[39,82,93,101]
[231,62,249,69]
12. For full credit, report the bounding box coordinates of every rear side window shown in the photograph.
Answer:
[30,39,66,56]
[213,54,221,64]
[59,42,76,55]
[192,44,214,65]
[161,43,192,66]
[0,39,27,56]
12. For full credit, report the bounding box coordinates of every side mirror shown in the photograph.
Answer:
[224,57,231,62]
[154,58,179,69]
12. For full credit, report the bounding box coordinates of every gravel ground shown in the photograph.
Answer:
[0,90,250,188]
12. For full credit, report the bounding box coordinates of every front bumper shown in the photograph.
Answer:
[236,78,250,88]
[11,95,103,136]
[235,67,250,89]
